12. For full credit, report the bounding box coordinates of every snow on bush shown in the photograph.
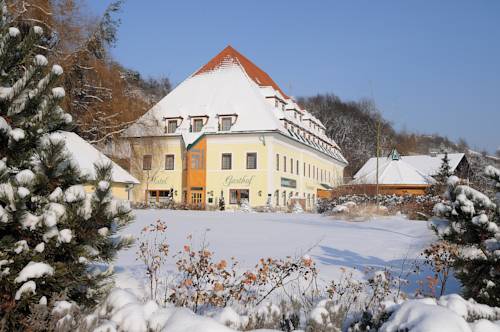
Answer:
[14,261,54,283]
[292,201,304,213]
[429,166,500,306]
[15,280,36,300]
[380,298,472,332]
[84,287,245,332]
[239,199,253,213]
[318,194,442,220]
[378,294,500,332]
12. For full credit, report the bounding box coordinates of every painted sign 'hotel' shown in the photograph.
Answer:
[123,46,348,209]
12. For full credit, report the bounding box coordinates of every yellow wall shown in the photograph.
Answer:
[206,134,269,207]
[268,134,344,210]
[124,132,346,210]
[128,136,184,203]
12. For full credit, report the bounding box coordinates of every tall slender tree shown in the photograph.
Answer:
[0,2,133,329]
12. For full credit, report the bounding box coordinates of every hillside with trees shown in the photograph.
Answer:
[299,94,499,193]
[7,0,170,144]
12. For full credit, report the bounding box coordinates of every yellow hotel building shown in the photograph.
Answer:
[122,46,347,210]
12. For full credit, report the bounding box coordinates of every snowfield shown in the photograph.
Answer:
[115,210,458,295]
[96,210,500,332]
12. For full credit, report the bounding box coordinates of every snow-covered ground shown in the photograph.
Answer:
[115,210,460,295]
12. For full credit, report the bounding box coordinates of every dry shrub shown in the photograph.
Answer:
[421,241,458,297]
[136,224,318,315]
[169,240,317,313]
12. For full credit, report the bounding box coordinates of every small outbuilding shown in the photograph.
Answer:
[341,150,470,196]
[61,131,139,200]
[347,150,434,196]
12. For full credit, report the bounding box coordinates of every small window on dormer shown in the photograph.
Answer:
[167,120,177,134]
[221,117,232,131]
[192,118,204,132]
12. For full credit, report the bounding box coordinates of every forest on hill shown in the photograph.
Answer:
[7,0,170,143]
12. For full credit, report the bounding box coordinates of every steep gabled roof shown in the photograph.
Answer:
[193,45,289,98]
[123,46,347,165]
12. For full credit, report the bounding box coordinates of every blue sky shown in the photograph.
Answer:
[88,0,499,153]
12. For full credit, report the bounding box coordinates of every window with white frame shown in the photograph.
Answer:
[221,153,232,170]
[220,117,232,131]
[143,155,152,170]
[165,154,174,170]
[246,153,257,169]
[167,120,177,133]
[192,118,204,132]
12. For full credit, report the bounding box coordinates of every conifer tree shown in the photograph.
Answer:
[429,152,453,196]
[431,166,500,306]
[436,152,452,184]
[0,2,133,329]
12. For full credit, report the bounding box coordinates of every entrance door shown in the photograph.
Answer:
[191,191,203,207]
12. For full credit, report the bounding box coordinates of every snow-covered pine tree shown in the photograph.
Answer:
[436,152,452,183]
[428,152,453,196]
[0,3,133,329]
[431,166,500,306]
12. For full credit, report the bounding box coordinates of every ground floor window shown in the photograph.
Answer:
[229,189,249,205]
[147,190,172,203]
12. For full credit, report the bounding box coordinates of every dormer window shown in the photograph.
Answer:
[221,117,232,131]
[164,116,183,134]
[191,118,205,132]
[217,113,237,131]
[167,120,177,133]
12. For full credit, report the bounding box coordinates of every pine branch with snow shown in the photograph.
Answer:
[0,3,133,329]
[430,166,500,306]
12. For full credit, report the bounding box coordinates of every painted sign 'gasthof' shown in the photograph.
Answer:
[223,175,255,187]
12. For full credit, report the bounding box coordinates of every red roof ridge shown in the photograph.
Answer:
[193,45,289,98]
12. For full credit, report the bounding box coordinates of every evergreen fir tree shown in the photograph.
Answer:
[0,3,133,329]
[429,152,453,196]
[436,152,452,184]
[431,166,500,306]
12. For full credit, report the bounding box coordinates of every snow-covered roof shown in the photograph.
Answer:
[355,153,465,183]
[61,131,139,184]
[352,157,434,185]
[401,153,465,176]
[123,45,347,165]
[354,152,467,186]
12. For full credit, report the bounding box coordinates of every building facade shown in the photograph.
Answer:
[123,46,347,210]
